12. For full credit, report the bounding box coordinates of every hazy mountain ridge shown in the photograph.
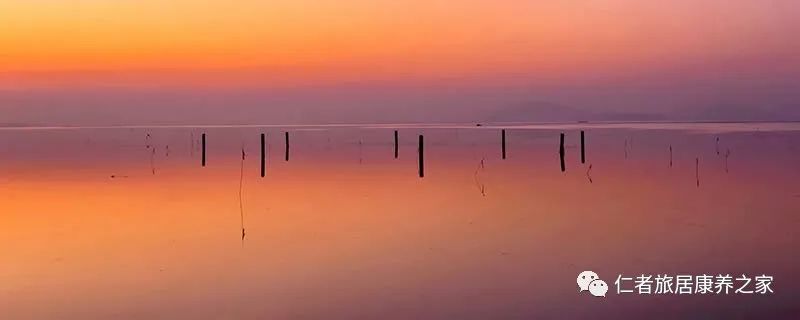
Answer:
[1,87,798,126]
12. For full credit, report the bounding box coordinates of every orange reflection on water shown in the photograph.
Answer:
[1,127,798,319]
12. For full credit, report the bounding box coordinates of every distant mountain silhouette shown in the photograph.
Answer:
[0,122,36,127]
[683,103,800,122]
[486,101,667,123]
[2,85,797,126]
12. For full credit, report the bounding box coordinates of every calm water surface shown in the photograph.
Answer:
[1,123,798,319]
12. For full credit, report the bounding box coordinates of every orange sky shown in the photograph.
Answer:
[2,0,798,83]
[1,0,798,125]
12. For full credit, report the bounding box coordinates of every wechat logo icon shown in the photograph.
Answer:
[577,271,608,297]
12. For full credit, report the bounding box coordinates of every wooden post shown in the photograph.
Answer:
[418,135,424,178]
[394,130,399,159]
[284,131,289,162]
[201,133,206,167]
[696,157,700,187]
[669,145,673,168]
[580,130,585,164]
[559,133,565,172]
[501,129,506,160]
[260,133,266,177]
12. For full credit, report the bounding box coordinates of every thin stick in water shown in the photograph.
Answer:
[284,131,290,162]
[624,138,628,159]
[473,157,487,196]
[669,145,673,168]
[695,157,700,187]
[501,129,506,160]
[559,133,565,172]
[580,130,585,164]
[724,149,731,173]
[201,133,206,167]
[418,135,424,178]
[260,133,266,177]
[586,164,593,184]
[394,130,399,159]
[150,147,156,175]
[239,147,247,243]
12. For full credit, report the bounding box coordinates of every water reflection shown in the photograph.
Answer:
[0,123,798,319]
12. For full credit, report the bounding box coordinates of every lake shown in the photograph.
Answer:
[1,122,798,319]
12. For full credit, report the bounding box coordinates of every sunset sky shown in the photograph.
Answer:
[1,0,799,125]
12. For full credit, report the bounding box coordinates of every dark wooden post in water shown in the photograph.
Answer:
[201,133,207,167]
[696,157,700,187]
[669,145,673,168]
[580,130,586,164]
[559,133,565,172]
[284,132,290,162]
[418,135,424,178]
[501,129,507,159]
[260,133,266,177]
[394,130,399,159]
